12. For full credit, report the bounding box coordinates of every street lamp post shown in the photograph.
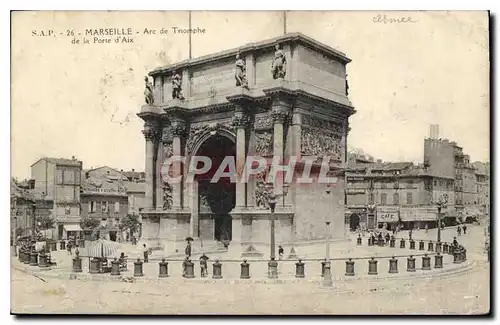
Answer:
[434,194,448,243]
[265,182,289,260]
[323,187,333,287]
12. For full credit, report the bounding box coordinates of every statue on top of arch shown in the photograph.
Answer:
[271,42,287,79]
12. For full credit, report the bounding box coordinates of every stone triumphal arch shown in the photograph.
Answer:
[138,33,356,257]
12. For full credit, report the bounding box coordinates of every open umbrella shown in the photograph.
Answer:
[84,239,120,258]
[185,237,194,242]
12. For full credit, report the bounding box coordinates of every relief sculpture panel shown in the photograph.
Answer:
[300,128,342,160]
[253,131,273,157]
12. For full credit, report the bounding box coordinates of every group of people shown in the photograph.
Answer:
[457,224,468,236]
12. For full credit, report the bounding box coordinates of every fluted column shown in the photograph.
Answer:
[142,122,160,210]
[171,121,187,209]
[271,109,289,200]
[232,113,250,208]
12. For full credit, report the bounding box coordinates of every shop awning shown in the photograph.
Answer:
[64,224,83,232]
[400,209,437,222]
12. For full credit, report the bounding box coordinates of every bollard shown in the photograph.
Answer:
[419,240,425,250]
[388,256,398,274]
[357,234,362,245]
[434,253,443,269]
[184,259,195,278]
[159,258,169,278]
[72,253,82,273]
[345,258,355,276]
[321,259,326,277]
[29,250,38,267]
[89,257,100,274]
[212,260,223,279]
[410,240,416,250]
[60,240,66,250]
[241,260,251,279]
[390,238,395,248]
[39,251,49,268]
[407,255,416,272]
[435,241,442,254]
[368,257,378,275]
[111,258,120,276]
[19,248,25,263]
[134,258,144,277]
[428,241,434,252]
[400,239,405,249]
[453,248,461,264]
[422,254,431,270]
[295,259,305,278]
[268,258,278,279]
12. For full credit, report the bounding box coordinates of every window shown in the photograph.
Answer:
[101,201,108,212]
[56,169,64,184]
[393,193,399,205]
[114,202,120,213]
[406,193,413,205]
[381,193,387,205]
[63,170,75,185]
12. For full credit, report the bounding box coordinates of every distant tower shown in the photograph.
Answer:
[429,124,439,140]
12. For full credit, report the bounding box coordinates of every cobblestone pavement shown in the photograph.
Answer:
[11,225,489,314]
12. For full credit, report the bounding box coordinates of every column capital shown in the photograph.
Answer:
[271,109,289,124]
[231,114,251,129]
[142,123,160,141]
[171,122,188,138]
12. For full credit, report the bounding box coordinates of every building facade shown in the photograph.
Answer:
[80,166,131,241]
[137,33,354,257]
[345,162,456,231]
[30,157,83,239]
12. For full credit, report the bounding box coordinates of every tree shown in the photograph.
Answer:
[119,214,140,239]
[38,216,55,230]
[81,218,100,230]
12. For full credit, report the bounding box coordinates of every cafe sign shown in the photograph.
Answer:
[377,206,399,222]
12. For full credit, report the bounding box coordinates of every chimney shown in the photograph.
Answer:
[429,124,439,139]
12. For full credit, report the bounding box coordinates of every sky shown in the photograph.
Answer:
[11,11,490,179]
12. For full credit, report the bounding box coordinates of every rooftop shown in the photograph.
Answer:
[31,157,82,167]
[149,32,351,77]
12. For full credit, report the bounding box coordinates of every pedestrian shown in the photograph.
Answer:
[67,241,72,255]
[452,237,458,248]
[142,244,149,263]
[199,253,209,277]
[425,224,428,234]
[385,232,390,244]
[409,229,413,241]
[278,245,284,260]
[457,225,462,236]
[463,224,467,235]
[185,241,192,258]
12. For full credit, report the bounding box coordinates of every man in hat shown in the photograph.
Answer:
[185,240,192,258]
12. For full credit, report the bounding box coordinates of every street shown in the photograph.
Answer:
[11,224,490,314]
